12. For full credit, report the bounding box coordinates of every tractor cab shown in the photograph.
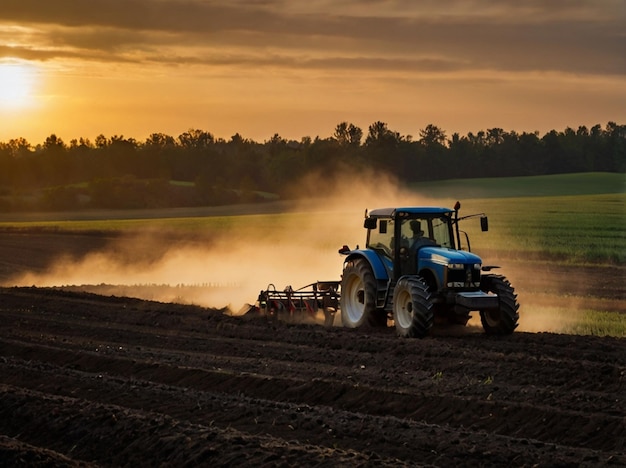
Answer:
[364,207,456,280]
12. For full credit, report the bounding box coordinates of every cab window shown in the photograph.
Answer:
[368,218,394,257]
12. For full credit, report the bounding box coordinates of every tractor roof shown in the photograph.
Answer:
[368,207,453,217]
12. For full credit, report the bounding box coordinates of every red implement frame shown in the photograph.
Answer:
[257,281,340,327]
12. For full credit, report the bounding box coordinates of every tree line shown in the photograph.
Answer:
[0,121,624,211]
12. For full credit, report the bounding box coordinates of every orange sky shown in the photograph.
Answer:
[1,0,625,145]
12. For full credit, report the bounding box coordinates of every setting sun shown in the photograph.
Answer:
[0,62,36,109]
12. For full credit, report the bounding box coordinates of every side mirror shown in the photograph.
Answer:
[364,217,377,229]
[480,216,489,232]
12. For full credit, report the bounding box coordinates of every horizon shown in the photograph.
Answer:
[1,1,625,144]
[2,119,624,147]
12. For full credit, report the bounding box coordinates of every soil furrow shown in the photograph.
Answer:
[1,337,623,452]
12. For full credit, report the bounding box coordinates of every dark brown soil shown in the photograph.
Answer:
[0,287,624,467]
[0,228,624,467]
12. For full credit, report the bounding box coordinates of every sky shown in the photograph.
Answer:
[0,0,625,145]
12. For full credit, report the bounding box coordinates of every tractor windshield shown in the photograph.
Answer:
[400,215,453,249]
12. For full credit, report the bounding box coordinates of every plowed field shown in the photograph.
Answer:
[0,287,624,467]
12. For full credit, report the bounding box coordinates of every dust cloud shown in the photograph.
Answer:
[10,170,437,313]
[483,259,621,335]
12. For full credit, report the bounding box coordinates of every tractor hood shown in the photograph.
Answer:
[418,246,483,266]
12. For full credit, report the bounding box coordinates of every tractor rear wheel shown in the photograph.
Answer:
[392,276,433,338]
[340,259,383,328]
[479,274,519,334]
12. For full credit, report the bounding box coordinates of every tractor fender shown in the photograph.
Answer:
[343,250,390,281]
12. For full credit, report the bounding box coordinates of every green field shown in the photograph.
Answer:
[409,171,625,199]
[405,172,625,265]
[456,193,626,264]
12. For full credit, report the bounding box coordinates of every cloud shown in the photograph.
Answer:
[1,0,624,76]
[0,0,626,80]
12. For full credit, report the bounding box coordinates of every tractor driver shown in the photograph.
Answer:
[409,220,430,250]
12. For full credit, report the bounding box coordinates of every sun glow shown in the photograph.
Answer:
[0,62,37,109]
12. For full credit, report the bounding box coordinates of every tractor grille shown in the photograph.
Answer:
[446,265,481,289]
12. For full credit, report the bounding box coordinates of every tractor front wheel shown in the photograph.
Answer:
[340,259,384,328]
[479,274,519,334]
[392,276,433,338]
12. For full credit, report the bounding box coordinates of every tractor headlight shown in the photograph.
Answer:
[448,263,464,270]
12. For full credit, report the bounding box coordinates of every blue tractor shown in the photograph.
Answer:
[339,201,519,337]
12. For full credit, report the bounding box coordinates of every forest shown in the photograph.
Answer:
[0,121,624,211]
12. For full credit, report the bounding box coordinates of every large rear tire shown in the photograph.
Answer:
[340,259,383,328]
[392,276,433,338]
[479,274,519,334]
